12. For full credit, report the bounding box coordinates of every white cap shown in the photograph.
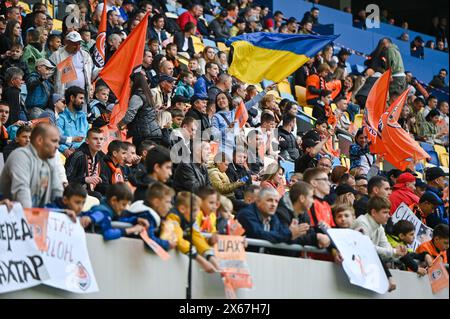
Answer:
[65,31,82,42]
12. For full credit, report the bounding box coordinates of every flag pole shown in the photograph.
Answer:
[186,189,194,299]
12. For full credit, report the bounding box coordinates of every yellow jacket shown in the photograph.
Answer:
[208,166,244,197]
[166,210,214,258]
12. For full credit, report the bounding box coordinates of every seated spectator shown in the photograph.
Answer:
[423,95,438,118]
[354,176,392,217]
[151,74,175,111]
[194,62,219,96]
[170,116,197,163]
[333,95,352,136]
[209,10,230,42]
[81,183,145,241]
[389,172,420,215]
[175,70,195,99]
[355,175,368,198]
[21,28,45,74]
[353,196,407,260]
[295,137,329,173]
[237,187,306,247]
[2,124,31,161]
[97,140,127,195]
[132,145,172,202]
[425,167,449,228]
[312,89,335,125]
[349,128,374,175]
[303,167,335,228]
[0,123,63,208]
[124,182,177,251]
[57,86,88,157]
[332,204,356,229]
[65,127,105,199]
[419,109,447,144]
[244,185,260,206]
[306,63,331,108]
[185,93,210,132]
[208,73,232,102]
[0,43,28,82]
[167,191,220,273]
[0,102,9,153]
[416,224,448,264]
[386,220,432,276]
[25,58,55,119]
[173,140,212,193]
[208,151,246,198]
[196,186,219,236]
[226,147,252,200]
[260,163,286,197]
[246,129,265,175]
[46,183,88,225]
[88,85,113,128]
[45,34,61,59]
[333,184,358,206]
[174,22,196,59]
[429,69,448,89]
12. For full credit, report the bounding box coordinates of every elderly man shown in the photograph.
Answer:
[0,123,63,208]
[389,172,420,215]
[151,74,175,111]
[237,187,306,248]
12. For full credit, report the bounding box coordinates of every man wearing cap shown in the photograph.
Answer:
[335,184,359,205]
[425,167,449,228]
[419,108,447,143]
[209,10,231,42]
[185,93,211,132]
[25,58,55,119]
[295,135,330,173]
[389,172,420,215]
[150,74,175,111]
[410,192,445,228]
[49,31,95,104]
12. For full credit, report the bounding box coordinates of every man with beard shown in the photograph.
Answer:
[57,86,88,158]
[0,123,63,208]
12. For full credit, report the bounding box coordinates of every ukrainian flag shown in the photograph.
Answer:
[227,32,339,84]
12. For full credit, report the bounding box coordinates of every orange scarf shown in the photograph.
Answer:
[107,161,124,184]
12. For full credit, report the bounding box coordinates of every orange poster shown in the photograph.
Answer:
[214,235,246,261]
[228,219,245,236]
[140,230,170,261]
[428,257,449,294]
[57,56,77,84]
[30,117,50,127]
[23,208,50,251]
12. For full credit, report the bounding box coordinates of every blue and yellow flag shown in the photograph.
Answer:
[227,32,339,84]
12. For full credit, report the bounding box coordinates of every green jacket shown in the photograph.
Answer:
[385,44,405,75]
[419,121,437,139]
[21,43,45,74]
[387,234,413,253]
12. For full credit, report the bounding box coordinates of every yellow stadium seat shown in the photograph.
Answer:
[53,19,63,32]
[266,90,280,99]
[353,114,363,129]
[440,153,449,168]
[302,106,313,117]
[331,103,337,112]
[341,156,350,168]
[217,42,229,53]
[277,79,292,95]
[19,1,31,14]
[434,144,447,157]
[192,36,205,54]
[295,85,307,106]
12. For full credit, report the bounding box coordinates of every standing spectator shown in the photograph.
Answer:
[277,113,300,162]
[226,147,252,201]
[185,93,210,132]
[306,63,331,108]
[0,102,9,153]
[49,31,95,102]
[410,192,445,227]
[352,196,407,260]
[423,95,438,118]
[264,10,284,33]
[389,172,420,215]
[65,128,105,199]
[57,86,88,157]
[410,36,425,59]
[198,47,217,76]
[177,3,203,35]
[300,7,319,26]
[425,167,449,228]
[303,167,335,228]
[175,70,195,99]
[151,74,175,111]
[21,28,45,74]
[260,163,286,197]
[384,38,406,96]
[25,58,55,119]
[349,128,375,175]
[173,140,212,193]
[208,73,232,102]
[0,43,28,84]
[429,69,448,89]
[2,66,25,127]
[96,140,128,195]
[45,34,61,59]
[118,72,162,147]
[0,123,63,208]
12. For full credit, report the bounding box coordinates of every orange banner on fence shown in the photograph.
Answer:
[428,257,449,294]
[140,230,170,261]
[228,219,245,236]
[57,56,77,84]
[23,208,50,251]
[214,235,246,261]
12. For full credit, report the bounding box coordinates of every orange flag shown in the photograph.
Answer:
[57,56,77,84]
[140,230,171,261]
[428,257,449,294]
[99,125,127,154]
[92,1,107,67]
[234,101,248,128]
[363,69,391,153]
[380,88,430,170]
[99,12,149,127]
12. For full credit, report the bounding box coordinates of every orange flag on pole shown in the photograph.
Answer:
[363,69,391,154]
[92,1,107,67]
[99,12,149,127]
[234,101,248,128]
[380,88,430,170]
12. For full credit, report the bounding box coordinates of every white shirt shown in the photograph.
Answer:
[66,51,86,90]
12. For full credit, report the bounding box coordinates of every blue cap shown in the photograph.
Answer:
[190,92,209,104]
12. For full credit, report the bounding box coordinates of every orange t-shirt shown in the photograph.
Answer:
[416,240,447,264]
[308,197,336,228]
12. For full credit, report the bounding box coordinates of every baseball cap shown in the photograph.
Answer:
[52,93,65,104]
[172,95,189,104]
[396,172,416,184]
[35,58,55,69]
[190,93,208,104]
[65,31,82,42]
[159,74,176,83]
[335,184,358,196]
[425,167,449,181]
[302,138,318,149]
[415,178,427,188]
[420,191,444,206]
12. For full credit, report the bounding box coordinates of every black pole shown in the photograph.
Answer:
[186,190,194,299]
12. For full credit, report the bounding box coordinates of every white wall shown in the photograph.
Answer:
[2,234,448,299]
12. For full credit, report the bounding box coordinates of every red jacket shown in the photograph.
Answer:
[389,186,420,215]
[177,10,197,31]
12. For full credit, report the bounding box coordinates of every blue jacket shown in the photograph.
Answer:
[57,107,89,152]
[425,186,448,228]
[175,81,194,99]
[121,200,171,251]
[81,200,127,241]
[212,109,237,153]
[237,203,292,244]
[193,75,214,96]
[25,71,53,110]
[148,27,168,43]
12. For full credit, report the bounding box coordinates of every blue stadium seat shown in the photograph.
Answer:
[420,142,434,153]
[427,150,441,167]
[280,92,296,102]
[280,160,295,181]
[202,38,217,48]
[204,14,215,24]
